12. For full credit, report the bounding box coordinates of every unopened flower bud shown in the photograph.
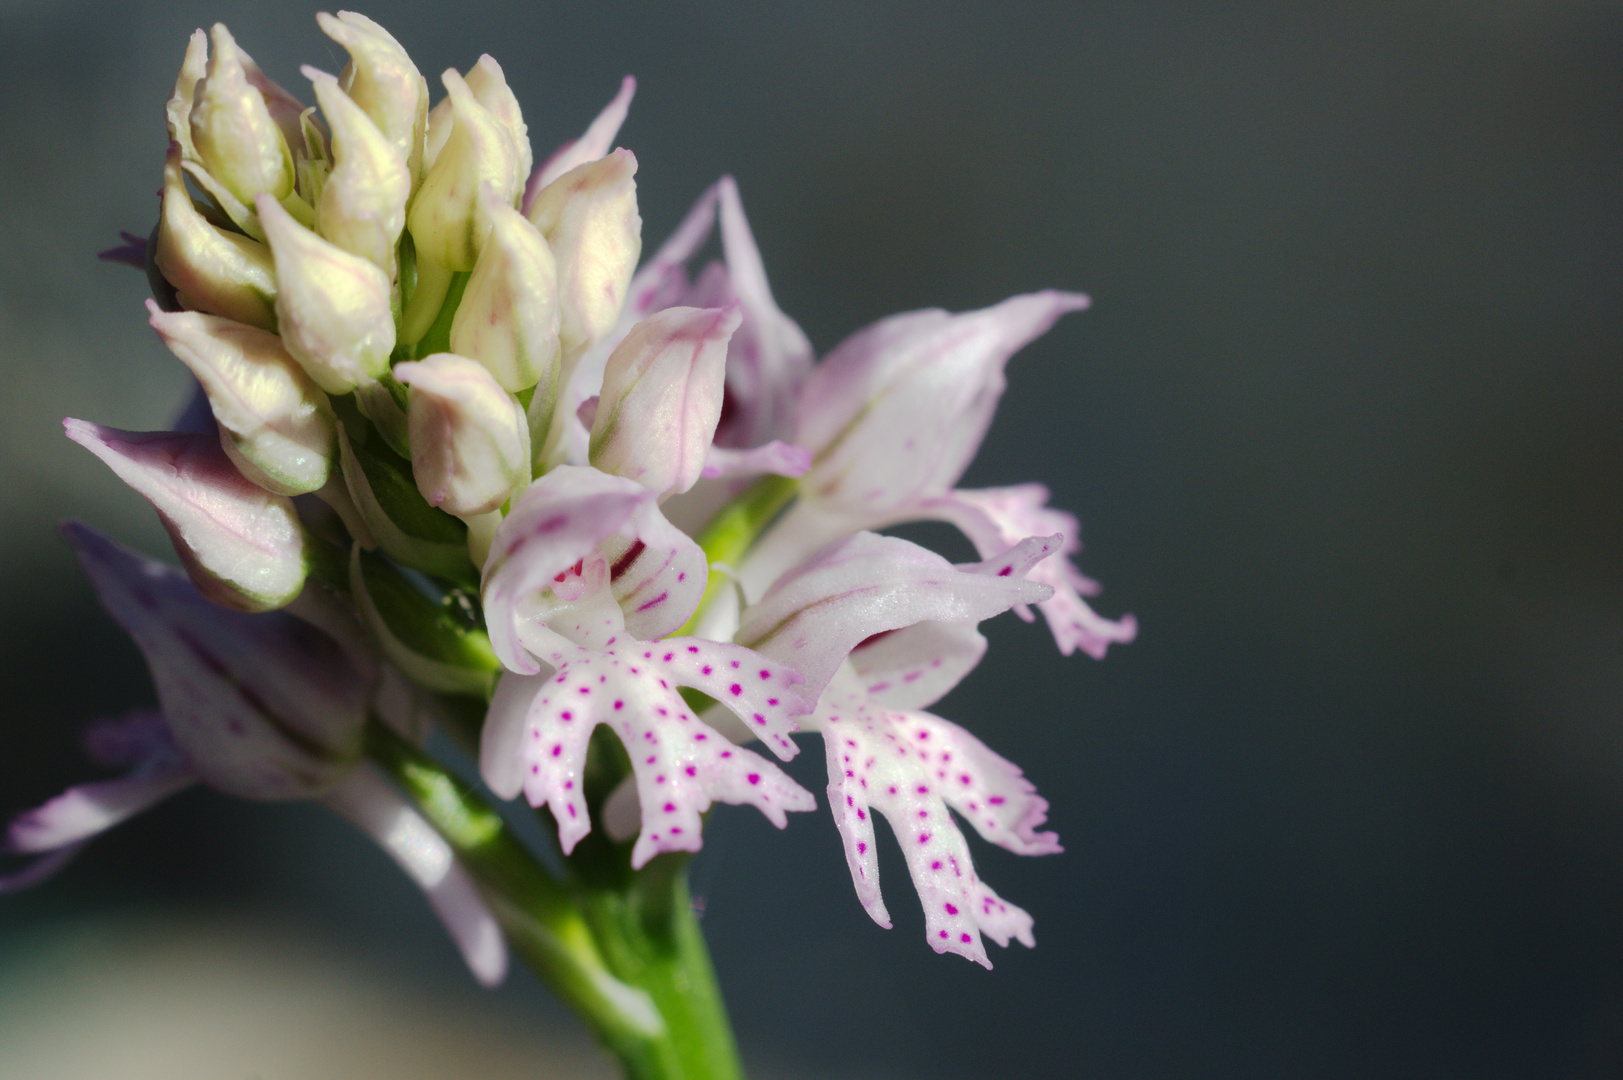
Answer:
[189,24,295,206]
[394,353,530,517]
[317,11,427,183]
[258,194,395,394]
[408,70,522,271]
[146,301,335,496]
[64,420,307,612]
[590,305,740,498]
[63,524,364,799]
[527,148,641,358]
[450,185,559,394]
[154,143,278,331]
[463,54,532,188]
[304,66,410,274]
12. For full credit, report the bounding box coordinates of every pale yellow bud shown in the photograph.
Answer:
[258,194,395,394]
[394,353,530,517]
[526,148,641,358]
[463,55,532,188]
[189,24,295,206]
[317,11,428,183]
[408,70,521,271]
[147,302,336,497]
[154,142,278,331]
[450,185,559,394]
[305,65,410,273]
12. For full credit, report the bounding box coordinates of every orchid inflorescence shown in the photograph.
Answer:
[3,7,1134,1026]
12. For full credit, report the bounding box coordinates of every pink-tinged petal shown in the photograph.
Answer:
[737,531,1053,702]
[590,306,741,498]
[482,466,707,667]
[850,622,987,712]
[395,353,530,517]
[918,486,1138,658]
[624,181,720,321]
[64,420,307,612]
[64,523,368,799]
[527,148,641,360]
[795,291,1090,513]
[324,764,508,987]
[483,671,553,799]
[4,766,195,854]
[813,687,1050,967]
[526,75,636,206]
[490,635,814,867]
[0,845,85,894]
[712,177,815,447]
[701,440,811,480]
[81,707,180,770]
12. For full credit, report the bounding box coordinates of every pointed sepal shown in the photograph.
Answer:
[394,353,530,517]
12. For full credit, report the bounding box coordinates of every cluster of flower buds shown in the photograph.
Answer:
[10,12,1135,973]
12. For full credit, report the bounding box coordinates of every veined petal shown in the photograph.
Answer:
[64,524,368,799]
[64,420,307,612]
[527,75,635,203]
[450,184,560,394]
[589,305,740,499]
[713,177,815,447]
[812,679,1054,967]
[146,301,336,497]
[918,485,1138,659]
[488,633,813,867]
[736,531,1053,701]
[849,621,987,712]
[4,765,195,854]
[795,291,1090,513]
[323,764,508,987]
[701,440,811,480]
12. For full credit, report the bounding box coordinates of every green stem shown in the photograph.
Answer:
[678,474,799,636]
[368,725,745,1080]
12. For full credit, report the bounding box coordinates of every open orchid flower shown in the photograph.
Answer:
[734,530,1063,964]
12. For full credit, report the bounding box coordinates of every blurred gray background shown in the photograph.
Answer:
[3,1,1622,1077]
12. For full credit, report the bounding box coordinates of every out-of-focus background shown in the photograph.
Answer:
[3,1,1621,1077]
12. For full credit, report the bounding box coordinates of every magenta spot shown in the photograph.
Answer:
[644,652,653,658]
[988,796,1006,805]
[859,842,868,854]
[918,810,928,818]
[931,860,942,870]
[564,780,573,789]
[552,744,562,757]
[663,652,674,662]
[747,773,760,785]
[945,903,958,915]
[637,592,669,612]
[614,700,624,710]
[918,833,931,844]
[696,733,708,741]
[759,669,771,680]
[531,764,539,774]
[753,713,765,725]
[606,637,616,646]
[687,645,699,653]
[685,766,696,776]
[561,711,572,721]
[578,686,590,694]
[998,565,1013,576]
[960,774,972,785]
[767,698,778,706]
[960,933,972,943]
[888,786,898,795]
[663,802,675,813]
[567,804,577,818]
[857,809,866,820]
[939,930,949,939]
[730,660,740,669]
[702,665,713,675]
[556,675,567,683]
[678,572,686,581]
[647,755,657,764]
[656,774,665,783]
[729,684,742,696]
[670,827,682,835]
[918,785,929,794]
[721,750,732,758]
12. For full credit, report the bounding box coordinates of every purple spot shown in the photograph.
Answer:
[663,803,675,813]
[729,684,742,696]
[678,572,686,581]
[918,833,931,844]
[670,827,682,835]
[647,755,657,764]
[561,711,572,721]
[637,592,669,612]
[579,686,590,694]
[614,700,624,710]
[960,774,972,785]
[767,698,778,706]
[531,765,539,773]
[747,773,760,785]
[552,744,562,757]
[945,903,958,915]
[685,766,696,776]
[753,713,765,725]
[998,565,1013,577]
[702,665,712,675]
[988,796,1006,805]
[939,930,949,939]
[859,842,868,854]
[960,933,972,943]
[567,804,577,818]
[687,645,699,653]
[730,660,740,669]
[663,652,674,662]
[759,669,771,680]
[931,860,942,870]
